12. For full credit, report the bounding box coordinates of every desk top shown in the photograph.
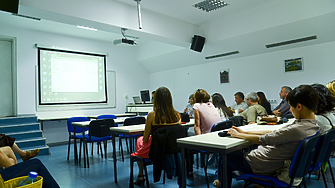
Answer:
[177,119,295,150]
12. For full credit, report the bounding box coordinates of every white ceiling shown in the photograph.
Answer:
[1,0,335,73]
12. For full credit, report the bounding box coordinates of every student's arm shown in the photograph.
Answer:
[194,110,201,135]
[228,127,261,144]
[143,112,154,143]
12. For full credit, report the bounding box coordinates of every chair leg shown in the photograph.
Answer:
[67,137,71,160]
[143,161,150,188]
[99,142,103,158]
[120,137,124,162]
[104,141,107,159]
[320,168,328,188]
[79,139,82,164]
[85,140,89,168]
[328,159,335,187]
[91,142,94,155]
[125,138,130,153]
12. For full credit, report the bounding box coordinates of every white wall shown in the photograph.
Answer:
[0,24,150,118]
[150,41,335,112]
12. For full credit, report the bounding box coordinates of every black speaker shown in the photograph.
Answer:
[0,0,19,14]
[190,35,205,53]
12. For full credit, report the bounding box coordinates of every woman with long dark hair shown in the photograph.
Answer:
[131,87,181,185]
[257,91,272,115]
[212,93,233,121]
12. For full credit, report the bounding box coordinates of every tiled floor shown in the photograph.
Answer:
[33,140,334,188]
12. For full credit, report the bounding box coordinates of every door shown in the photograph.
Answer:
[0,39,15,116]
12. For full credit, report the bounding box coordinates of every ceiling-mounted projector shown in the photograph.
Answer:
[113,38,136,46]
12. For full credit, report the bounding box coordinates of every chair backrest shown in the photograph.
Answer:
[149,125,188,159]
[180,112,190,123]
[228,116,243,127]
[211,120,233,132]
[313,128,335,166]
[96,114,116,120]
[289,133,320,180]
[124,116,146,126]
[88,119,114,137]
[67,117,90,133]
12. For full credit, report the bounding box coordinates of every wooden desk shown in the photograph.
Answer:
[177,119,294,188]
[110,119,195,184]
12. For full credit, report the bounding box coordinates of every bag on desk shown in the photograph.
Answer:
[0,134,16,147]
[180,113,190,123]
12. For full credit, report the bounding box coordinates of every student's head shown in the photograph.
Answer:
[188,94,194,104]
[245,92,259,105]
[151,91,155,98]
[153,87,180,123]
[327,80,335,97]
[212,93,227,108]
[257,91,268,105]
[311,83,335,115]
[194,89,210,103]
[286,85,319,119]
[234,92,244,104]
[279,86,292,99]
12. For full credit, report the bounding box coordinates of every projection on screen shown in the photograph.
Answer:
[38,48,107,105]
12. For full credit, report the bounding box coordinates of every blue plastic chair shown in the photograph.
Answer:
[82,119,114,168]
[236,133,320,188]
[67,117,90,161]
[308,128,335,188]
[96,115,117,155]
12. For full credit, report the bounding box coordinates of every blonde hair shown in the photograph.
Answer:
[327,80,335,97]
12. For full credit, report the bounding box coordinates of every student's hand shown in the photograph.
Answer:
[228,128,243,138]
[231,126,246,134]
[231,109,235,113]
[184,108,187,113]
[238,109,243,113]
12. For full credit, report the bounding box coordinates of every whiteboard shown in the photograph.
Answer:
[107,70,116,108]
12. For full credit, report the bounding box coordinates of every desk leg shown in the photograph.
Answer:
[74,128,78,164]
[112,133,117,183]
[221,154,228,188]
[129,135,133,153]
[181,148,186,188]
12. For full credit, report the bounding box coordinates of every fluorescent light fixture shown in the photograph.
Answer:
[76,25,98,31]
[193,0,229,12]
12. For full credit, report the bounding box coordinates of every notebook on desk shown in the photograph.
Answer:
[133,96,142,104]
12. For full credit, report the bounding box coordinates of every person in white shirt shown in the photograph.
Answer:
[229,92,248,114]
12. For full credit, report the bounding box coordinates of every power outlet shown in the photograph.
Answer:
[269,99,277,103]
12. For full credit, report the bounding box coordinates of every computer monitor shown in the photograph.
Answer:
[140,90,150,104]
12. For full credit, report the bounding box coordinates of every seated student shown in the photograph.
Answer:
[272,86,293,117]
[212,93,234,121]
[131,87,181,186]
[213,85,320,188]
[229,92,249,114]
[0,146,60,188]
[151,91,155,103]
[311,84,335,135]
[193,89,221,135]
[0,134,39,161]
[183,94,195,118]
[238,92,267,125]
[257,91,272,115]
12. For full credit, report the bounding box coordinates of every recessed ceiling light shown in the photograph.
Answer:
[76,25,98,31]
[193,0,229,12]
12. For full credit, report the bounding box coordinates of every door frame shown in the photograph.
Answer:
[0,35,17,116]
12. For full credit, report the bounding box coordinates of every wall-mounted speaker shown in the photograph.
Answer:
[0,0,19,14]
[190,35,205,53]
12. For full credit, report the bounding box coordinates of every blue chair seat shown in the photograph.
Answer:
[236,174,289,187]
[85,135,111,142]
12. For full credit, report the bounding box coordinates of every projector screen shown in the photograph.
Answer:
[37,47,107,105]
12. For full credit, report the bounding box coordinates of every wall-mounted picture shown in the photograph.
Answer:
[220,69,229,84]
[284,57,303,73]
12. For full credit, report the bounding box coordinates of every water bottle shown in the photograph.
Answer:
[17,171,38,187]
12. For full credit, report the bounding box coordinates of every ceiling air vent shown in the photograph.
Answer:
[12,14,41,21]
[266,35,317,48]
[205,51,239,60]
